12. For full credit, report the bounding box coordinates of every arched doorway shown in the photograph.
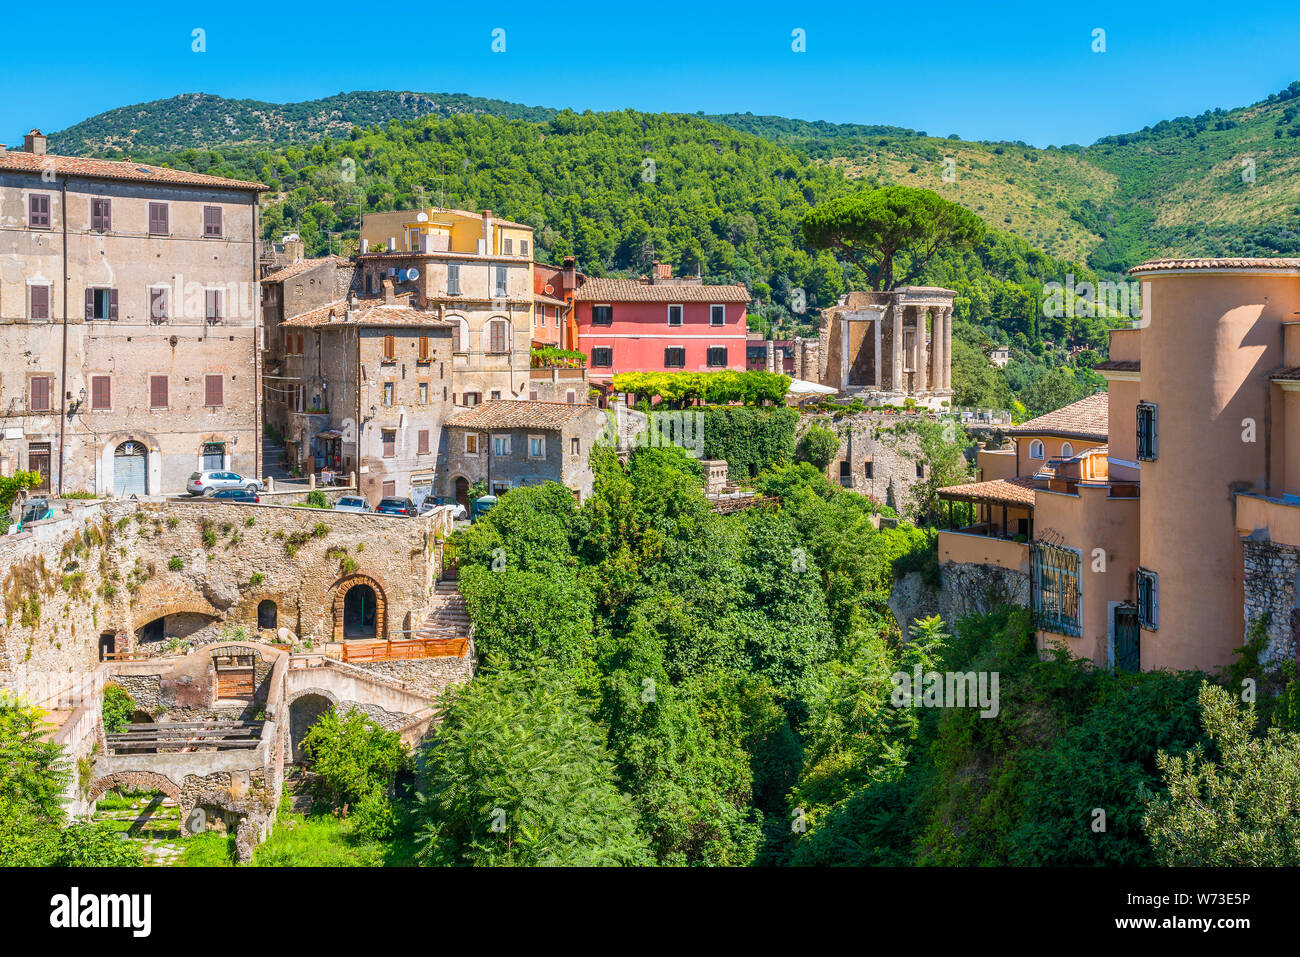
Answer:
[343,585,377,638]
[454,476,470,509]
[288,693,335,763]
[114,441,148,497]
[257,600,278,630]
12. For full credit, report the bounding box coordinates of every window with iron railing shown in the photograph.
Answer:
[1136,567,1158,630]
[1031,542,1081,637]
[1137,402,1157,461]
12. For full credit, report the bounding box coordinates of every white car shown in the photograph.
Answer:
[417,498,467,520]
[187,471,262,496]
[333,496,371,513]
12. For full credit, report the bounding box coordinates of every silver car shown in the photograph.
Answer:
[187,470,262,496]
[333,496,371,513]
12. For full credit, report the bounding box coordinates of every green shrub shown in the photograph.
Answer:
[101,685,135,733]
[167,556,183,572]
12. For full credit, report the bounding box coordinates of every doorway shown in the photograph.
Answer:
[454,476,470,509]
[1114,604,1140,673]
[114,441,147,497]
[343,585,377,638]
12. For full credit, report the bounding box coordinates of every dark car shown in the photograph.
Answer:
[375,497,416,516]
[210,487,260,504]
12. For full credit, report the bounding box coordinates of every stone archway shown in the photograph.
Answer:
[331,573,388,642]
[287,687,340,762]
[89,770,181,805]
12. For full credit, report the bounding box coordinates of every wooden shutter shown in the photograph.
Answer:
[418,336,430,360]
[452,322,461,352]
[204,206,222,237]
[150,375,168,408]
[418,430,429,454]
[382,431,395,457]
[91,376,111,410]
[150,287,167,321]
[92,198,111,231]
[217,668,254,699]
[29,377,50,411]
[205,374,224,407]
[29,285,49,320]
[108,289,118,321]
[206,289,221,322]
[383,335,396,359]
[84,289,94,320]
[29,194,50,227]
[490,321,505,353]
[296,333,304,355]
[149,202,169,234]
[382,481,396,497]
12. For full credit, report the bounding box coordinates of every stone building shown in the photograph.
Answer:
[277,287,455,504]
[799,411,936,517]
[439,400,608,504]
[818,287,955,409]
[356,207,536,404]
[0,129,266,495]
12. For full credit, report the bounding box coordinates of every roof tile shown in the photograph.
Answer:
[1008,393,1109,441]
[0,150,265,191]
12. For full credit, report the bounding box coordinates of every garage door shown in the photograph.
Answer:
[114,441,147,497]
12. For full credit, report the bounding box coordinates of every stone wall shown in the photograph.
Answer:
[346,641,475,698]
[1242,535,1300,665]
[798,411,933,517]
[890,562,1030,640]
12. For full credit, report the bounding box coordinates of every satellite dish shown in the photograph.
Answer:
[416,212,429,223]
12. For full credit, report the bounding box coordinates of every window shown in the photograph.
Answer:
[28,284,50,320]
[667,304,683,326]
[1137,402,1158,461]
[205,288,223,323]
[450,317,467,353]
[520,239,529,257]
[85,288,118,321]
[710,304,726,326]
[664,347,685,368]
[503,238,513,255]
[417,336,431,361]
[706,346,728,368]
[382,335,396,360]
[1030,542,1081,637]
[417,429,430,454]
[203,206,223,237]
[383,382,395,406]
[90,375,111,411]
[408,228,422,252]
[529,389,539,400]
[566,390,576,404]
[148,202,169,235]
[204,374,224,407]
[465,433,479,454]
[28,443,51,492]
[488,320,509,354]
[463,391,481,407]
[865,459,874,479]
[570,437,580,456]
[592,347,613,367]
[447,263,461,296]
[382,429,396,458]
[1136,567,1159,630]
[490,390,501,401]
[839,461,851,486]
[592,305,613,326]
[149,375,168,409]
[382,480,397,498]
[90,198,111,232]
[28,194,51,228]
[492,435,511,456]
[1028,439,1045,460]
[493,265,508,298]
[915,461,925,479]
[418,382,428,405]
[28,376,52,412]
[1060,442,1074,458]
[149,286,169,322]
[528,435,545,458]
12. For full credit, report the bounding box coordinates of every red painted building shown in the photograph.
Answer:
[572,265,751,381]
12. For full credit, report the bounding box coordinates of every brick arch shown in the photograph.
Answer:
[287,686,340,707]
[89,770,181,804]
[131,598,223,632]
[330,572,388,642]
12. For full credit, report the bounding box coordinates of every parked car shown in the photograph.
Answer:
[333,496,371,513]
[187,471,261,496]
[416,496,467,520]
[16,497,53,531]
[374,497,416,516]
[209,487,259,504]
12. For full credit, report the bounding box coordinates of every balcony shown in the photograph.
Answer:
[938,528,1030,573]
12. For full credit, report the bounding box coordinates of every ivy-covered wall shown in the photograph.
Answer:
[701,406,799,481]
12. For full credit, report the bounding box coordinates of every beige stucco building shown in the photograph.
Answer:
[938,257,1300,674]
[0,130,265,495]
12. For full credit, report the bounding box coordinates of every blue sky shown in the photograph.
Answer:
[4,0,1298,148]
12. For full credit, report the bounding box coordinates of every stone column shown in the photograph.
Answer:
[765,340,775,373]
[891,303,904,391]
[916,306,929,392]
[840,315,851,388]
[931,307,944,391]
[943,308,953,391]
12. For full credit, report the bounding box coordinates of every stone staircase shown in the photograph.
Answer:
[414,580,471,640]
[261,435,306,488]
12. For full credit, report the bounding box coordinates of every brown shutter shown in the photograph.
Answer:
[29,377,49,411]
[418,430,429,454]
[418,336,429,360]
[150,375,168,408]
[149,202,169,234]
[108,289,118,321]
[29,194,50,227]
[204,206,222,236]
[92,376,111,410]
[296,333,304,355]
[84,289,94,320]
[205,374,223,407]
[383,335,395,359]
[30,285,49,320]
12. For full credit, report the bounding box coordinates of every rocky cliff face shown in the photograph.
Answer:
[890,562,1030,641]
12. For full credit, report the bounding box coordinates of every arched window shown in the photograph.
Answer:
[257,600,278,630]
[1060,442,1074,458]
[487,318,510,354]
[448,316,468,353]
[1029,439,1045,460]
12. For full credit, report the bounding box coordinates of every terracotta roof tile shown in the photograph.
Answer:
[938,476,1038,508]
[1008,393,1109,441]
[0,150,265,191]
[262,256,351,285]
[1129,257,1300,275]
[280,298,452,329]
[574,277,751,303]
[446,400,600,431]
[1273,367,1300,381]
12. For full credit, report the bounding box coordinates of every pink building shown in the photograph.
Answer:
[571,264,751,382]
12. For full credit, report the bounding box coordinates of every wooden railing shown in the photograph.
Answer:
[341,636,468,663]
[102,650,152,662]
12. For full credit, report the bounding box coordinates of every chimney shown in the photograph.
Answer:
[481,209,493,251]
[562,256,576,292]
[283,236,305,264]
[23,129,46,155]
[382,279,396,305]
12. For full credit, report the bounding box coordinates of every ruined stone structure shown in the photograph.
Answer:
[1241,533,1300,665]
[0,131,266,495]
[818,287,954,409]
